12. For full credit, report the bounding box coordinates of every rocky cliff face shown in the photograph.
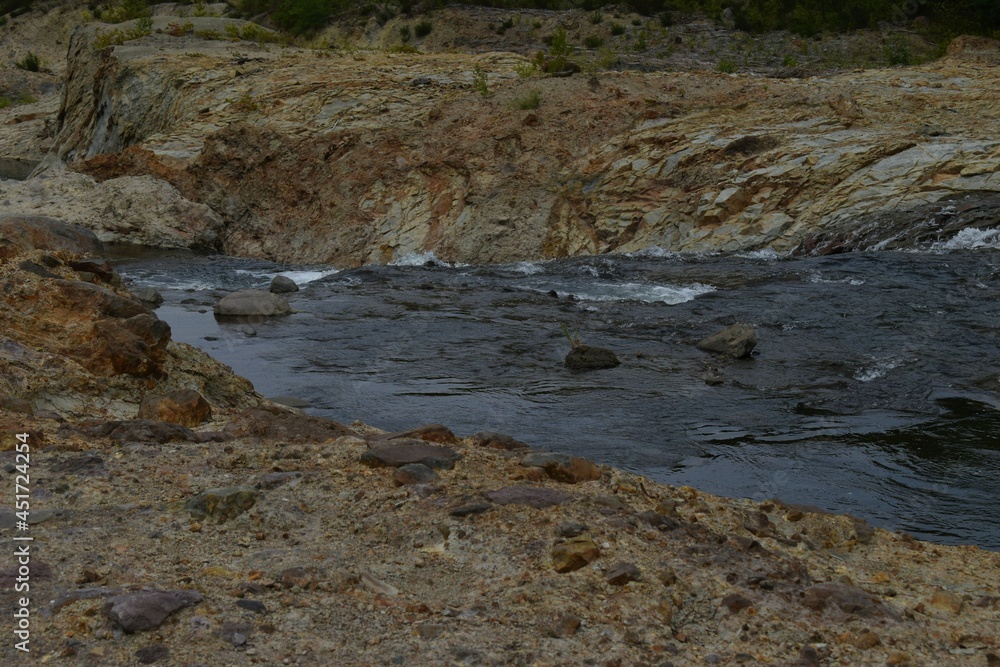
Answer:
[0,215,260,420]
[34,23,1000,264]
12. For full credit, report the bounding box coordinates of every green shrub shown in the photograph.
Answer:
[93,16,153,49]
[589,10,603,24]
[14,52,40,72]
[102,0,151,24]
[511,89,540,110]
[497,16,513,35]
[884,35,911,65]
[716,58,736,73]
[583,35,604,49]
[414,19,432,38]
[782,54,799,67]
[472,65,491,96]
[399,24,411,42]
[610,23,625,36]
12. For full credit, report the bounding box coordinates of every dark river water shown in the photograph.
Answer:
[109,237,1000,550]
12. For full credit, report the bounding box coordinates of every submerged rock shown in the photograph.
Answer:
[135,287,164,306]
[270,275,299,293]
[697,324,758,359]
[564,345,620,371]
[214,290,292,317]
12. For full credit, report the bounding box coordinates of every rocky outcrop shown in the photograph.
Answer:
[0,218,261,420]
[34,26,999,264]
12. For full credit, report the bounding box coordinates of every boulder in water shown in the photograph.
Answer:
[564,345,620,371]
[270,275,299,293]
[135,287,164,306]
[697,324,757,359]
[214,290,291,318]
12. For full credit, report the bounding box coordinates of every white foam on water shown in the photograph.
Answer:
[932,227,1000,252]
[273,269,339,284]
[854,359,900,383]
[807,272,865,286]
[549,281,716,305]
[735,248,782,261]
[507,261,546,276]
[625,246,682,260]
[389,251,466,268]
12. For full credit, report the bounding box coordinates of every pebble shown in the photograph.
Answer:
[520,452,601,484]
[605,562,642,586]
[549,612,581,637]
[394,463,440,486]
[450,502,492,517]
[552,535,600,573]
[927,588,964,614]
[721,593,753,614]
[185,486,258,524]
[557,521,589,538]
[135,644,170,664]
[236,599,268,614]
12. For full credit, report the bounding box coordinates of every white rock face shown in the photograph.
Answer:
[0,170,223,250]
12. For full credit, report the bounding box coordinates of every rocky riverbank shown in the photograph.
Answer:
[1,217,999,667]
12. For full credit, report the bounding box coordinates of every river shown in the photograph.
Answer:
[109,235,1000,550]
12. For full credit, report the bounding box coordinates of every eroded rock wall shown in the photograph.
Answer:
[45,29,1000,264]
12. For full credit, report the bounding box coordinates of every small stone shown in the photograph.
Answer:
[852,629,880,649]
[696,324,757,358]
[802,581,894,617]
[189,521,202,532]
[135,288,164,306]
[236,599,267,614]
[520,452,601,484]
[359,570,398,597]
[450,503,492,517]
[361,443,461,470]
[605,562,642,586]
[218,620,252,646]
[565,345,620,371]
[135,644,169,664]
[239,324,257,336]
[278,566,322,590]
[256,471,303,489]
[103,589,204,632]
[549,613,581,637]
[393,463,440,486]
[552,535,600,573]
[927,588,964,614]
[721,593,753,614]
[470,431,530,451]
[417,623,445,639]
[138,390,212,427]
[556,521,588,538]
[485,486,572,508]
[185,486,257,524]
[270,275,299,293]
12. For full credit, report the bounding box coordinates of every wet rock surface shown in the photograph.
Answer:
[564,344,621,371]
[697,323,759,359]
[213,290,292,318]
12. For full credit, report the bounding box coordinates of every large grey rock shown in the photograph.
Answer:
[103,589,203,632]
[270,275,299,293]
[135,287,164,306]
[214,290,292,317]
[696,324,758,358]
[361,442,461,470]
[0,214,103,256]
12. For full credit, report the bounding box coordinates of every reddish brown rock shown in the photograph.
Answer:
[484,486,572,509]
[224,405,354,443]
[0,214,103,256]
[470,431,531,451]
[374,423,459,445]
[520,452,601,484]
[802,581,897,618]
[138,389,212,427]
[606,562,642,586]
